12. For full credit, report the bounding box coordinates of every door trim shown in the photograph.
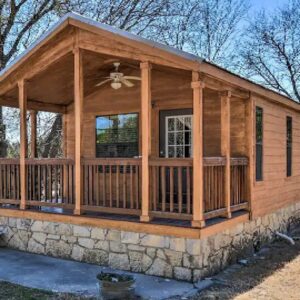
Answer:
[159,109,193,157]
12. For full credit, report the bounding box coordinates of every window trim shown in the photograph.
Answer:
[95,112,139,158]
[286,116,292,177]
[255,106,263,182]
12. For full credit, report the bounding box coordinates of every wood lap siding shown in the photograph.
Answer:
[252,95,300,218]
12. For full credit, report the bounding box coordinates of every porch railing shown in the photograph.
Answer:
[149,158,193,220]
[26,158,75,209]
[0,156,248,223]
[81,158,141,215]
[0,159,20,205]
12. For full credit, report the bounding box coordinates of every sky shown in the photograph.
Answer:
[250,0,289,11]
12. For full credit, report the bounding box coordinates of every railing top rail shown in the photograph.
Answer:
[149,157,193,167]
[26,158,74,165]
[0,158,20,165]
[149,156,248,167]
[82,158,141,166]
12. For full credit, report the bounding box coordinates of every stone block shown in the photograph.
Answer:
[141,254,153,272]
[146,258,172,278]
[94,240,109,251]
[32,232,47,244]
[109,253,130,271]
[121,231,139,244]
[127,244,145,252]
[78,238,95,249]
[107,230,121,241]
[28,239,45,254]
[129,251,143,272]
[71,245,85,261]
[83,249,108,265]
[170,237,186,252]
[73,225,90,237]
[165,249,182,267]
[109,241,127,253]
[45,240,71,258]
[141,234,169,248]
[186,239,201,255]
[91,227,106,240]
[174,267,192,281]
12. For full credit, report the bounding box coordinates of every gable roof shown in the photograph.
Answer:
[0,12,202,79]
[0,12,298,111]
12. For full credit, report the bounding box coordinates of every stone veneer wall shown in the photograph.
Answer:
[1,202,300,282]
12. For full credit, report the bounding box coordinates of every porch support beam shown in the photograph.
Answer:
[73,47,83,215]
[140,61,152,222]
[246,93,254,218]
[18,80,27,210]
[221,90,232,218]
[191,73,205,228]
[30,110,37,158]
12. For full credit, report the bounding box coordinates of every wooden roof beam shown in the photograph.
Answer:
[0,96,67,113]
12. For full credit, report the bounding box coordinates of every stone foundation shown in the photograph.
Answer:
[1,203,300,282]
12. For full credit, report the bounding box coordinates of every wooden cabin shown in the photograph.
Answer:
[0,13,298,237]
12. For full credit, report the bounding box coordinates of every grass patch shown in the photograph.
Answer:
[0,281,96,300]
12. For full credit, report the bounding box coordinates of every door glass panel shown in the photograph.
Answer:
[166,115,192,158]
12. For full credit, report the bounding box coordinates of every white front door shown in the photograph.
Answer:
[165,115,193,158]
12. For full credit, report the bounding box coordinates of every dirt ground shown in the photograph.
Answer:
[191,226,300,300]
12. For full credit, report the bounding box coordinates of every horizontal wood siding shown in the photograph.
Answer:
[252,95,300,217]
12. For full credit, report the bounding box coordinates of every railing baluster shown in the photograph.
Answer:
[170,167,174,212]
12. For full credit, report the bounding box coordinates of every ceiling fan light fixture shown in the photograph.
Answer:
[111,81,122,90]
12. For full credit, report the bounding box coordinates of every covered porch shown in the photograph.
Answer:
[0,23,253,229]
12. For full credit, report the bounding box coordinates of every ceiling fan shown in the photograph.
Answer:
[95,62,141,90]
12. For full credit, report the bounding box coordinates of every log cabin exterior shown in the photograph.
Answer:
[0,13,300,281]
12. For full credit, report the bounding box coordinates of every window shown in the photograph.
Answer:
[256,107,263,181]
[96,113,138,158]
[287,116,292,177]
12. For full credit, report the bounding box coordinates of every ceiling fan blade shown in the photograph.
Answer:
[121,78,134,87]
[95,78,112,87]
[123,76,141,81]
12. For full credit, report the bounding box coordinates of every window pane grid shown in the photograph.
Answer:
[96,113,138,158]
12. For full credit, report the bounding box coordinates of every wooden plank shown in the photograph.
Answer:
[18,80,27,210]
[221,90,232,218]
[140,61,152,222]
[30,110,37,158]
[73,46,83,215]
[191,74,205,228]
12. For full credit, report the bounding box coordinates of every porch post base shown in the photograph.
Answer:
[74,209,81,216]
[191,219,205,228]
[225,211,232,219]
[20,204,26,210]
[140,215,152,222]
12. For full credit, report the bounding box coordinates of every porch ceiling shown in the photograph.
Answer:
[1,49,194,112]
[2,50,142,109]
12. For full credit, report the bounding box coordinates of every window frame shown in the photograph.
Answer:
[255,106,263,182]
[286,116,292,177]
[95,112,139,158]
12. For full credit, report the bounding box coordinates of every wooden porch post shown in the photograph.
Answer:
[30,110,37,158]
[140,61,152,222]
[191,72,205,228]
[246,93,254,218]
[221,90,232,218]
[18,80,27,210]
[73,48,83,215]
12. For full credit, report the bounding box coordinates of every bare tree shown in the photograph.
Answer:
[240,0,300,101]
[150,0,250,67]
